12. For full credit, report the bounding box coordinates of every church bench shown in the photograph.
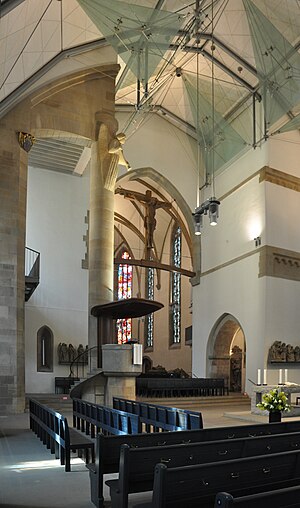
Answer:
[135,449,300,508]
[29,398,94,472]
[106,431,300,508]
[113,397,203,430]
[72,398,142,436]
[136,377,228,398]
[215,485,300,507]
[88,421,300,508]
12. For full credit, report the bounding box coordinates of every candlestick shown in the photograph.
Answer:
[284,369,288,384]
[279,369,283,384]
[257,368,261,385]
[263,369,267,385]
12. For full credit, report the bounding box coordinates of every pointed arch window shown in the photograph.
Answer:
[145,267,154,348]
[170,225,181,344]
[117,251,132,344]
[37,325,53,372]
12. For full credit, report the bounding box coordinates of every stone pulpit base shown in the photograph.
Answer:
[102,343,142,406]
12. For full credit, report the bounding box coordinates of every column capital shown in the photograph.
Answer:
[95,112,118,140]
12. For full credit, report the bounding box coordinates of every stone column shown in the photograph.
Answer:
[88,114,119,367]
[0,125,28,413]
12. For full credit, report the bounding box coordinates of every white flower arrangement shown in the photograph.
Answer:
[256,387,291,413]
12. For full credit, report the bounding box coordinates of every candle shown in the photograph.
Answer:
[257,369,261,385]
[284,369,288,384]
[279,369,283,384]
[263,369,267,385]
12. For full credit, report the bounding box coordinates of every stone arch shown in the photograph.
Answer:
[37,325,53,372]
[143,356,153,374]
[116,166,200,283]
[206,314,246,393]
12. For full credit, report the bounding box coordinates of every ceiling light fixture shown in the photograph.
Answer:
[193,0,220,235]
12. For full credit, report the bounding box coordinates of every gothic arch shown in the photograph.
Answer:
[116,166,200,283]
[206,314,246,393]
[37,325,53,372]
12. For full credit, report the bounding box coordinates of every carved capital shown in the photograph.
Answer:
[17,132,35,152]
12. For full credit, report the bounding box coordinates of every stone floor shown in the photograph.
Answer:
[0,399,298,508]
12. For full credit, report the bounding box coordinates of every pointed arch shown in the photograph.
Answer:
[206,314,246,393]
[37,325,53,372]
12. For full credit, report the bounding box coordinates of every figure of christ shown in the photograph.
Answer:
[115,187,172,254]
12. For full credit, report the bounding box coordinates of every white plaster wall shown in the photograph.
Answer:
[25,166,89,393]
[201,175,266,272]
[265,182,300,253]
[265,277,300,385]
[192,145,269,394]
[269,131,300,177]
[117,112,198,209]
[192,135,300,395]
[192,255,266,394]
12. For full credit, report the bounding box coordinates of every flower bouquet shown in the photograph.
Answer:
[256,387,290,422]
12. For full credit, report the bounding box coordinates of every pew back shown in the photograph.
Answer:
[106,431,300,508]
[150,450,300,508]
[215,486,300,508]
[113,397,203,430]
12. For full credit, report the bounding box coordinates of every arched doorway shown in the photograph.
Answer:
[206,314,246,393]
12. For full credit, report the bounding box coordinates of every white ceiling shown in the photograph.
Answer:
[0,0,299,174]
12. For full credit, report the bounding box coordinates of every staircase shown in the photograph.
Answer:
[137,393,251,411]
[25,393,73,414]
[25,247,40,301]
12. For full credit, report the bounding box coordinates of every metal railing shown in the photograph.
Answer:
[25,247,40,278]
[69,345,98,380]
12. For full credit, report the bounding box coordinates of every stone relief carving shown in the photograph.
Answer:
[268,340,300,363]
[57,342,88,364]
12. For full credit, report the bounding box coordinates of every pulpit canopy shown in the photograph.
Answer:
[91,297,164,319]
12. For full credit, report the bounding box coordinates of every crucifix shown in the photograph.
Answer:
[115,187,171,258]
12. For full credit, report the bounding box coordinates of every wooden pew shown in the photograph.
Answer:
[113,397,203,431]
[136,377,228,398]
[106,431,300,508]
[135,449,300,507]
[88,420,300,508]
[215,486,300,507]
[29,398,94,472]
[72,398,142,436]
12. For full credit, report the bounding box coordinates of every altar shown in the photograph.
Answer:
[251,383,300,416]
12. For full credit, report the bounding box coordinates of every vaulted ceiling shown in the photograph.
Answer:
[1,0,300,175]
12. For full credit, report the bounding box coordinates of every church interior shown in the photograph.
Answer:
[1,0,300,505]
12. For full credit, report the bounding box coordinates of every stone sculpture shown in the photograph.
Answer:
[268,340,300,362]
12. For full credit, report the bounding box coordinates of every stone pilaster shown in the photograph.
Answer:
[0,123,27,413]
[88,114,119,362]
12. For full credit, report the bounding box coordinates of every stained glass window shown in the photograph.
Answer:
[145,267,154,348]
[117,251,132,344]
[170,225,181,344]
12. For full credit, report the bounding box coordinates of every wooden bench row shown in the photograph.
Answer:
[136,377,228,397]
[73,397,202,436]
[72,398,142,436]
[29,398,94,472]
[133,449,300,507]
[88,419,300,508]
[113,396,203,431]
[215,485,300,507]
[106,430,300,508]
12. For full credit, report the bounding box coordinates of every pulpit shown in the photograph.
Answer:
[91,297,164,367]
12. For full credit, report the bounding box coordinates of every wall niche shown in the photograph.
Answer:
[37,325,53,372]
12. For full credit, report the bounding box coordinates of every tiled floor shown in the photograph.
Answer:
[0,399,295,508]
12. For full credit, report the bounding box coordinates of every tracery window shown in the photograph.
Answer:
[117,251,132,344]
[145,267,154,348]
[170,225,181,344]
